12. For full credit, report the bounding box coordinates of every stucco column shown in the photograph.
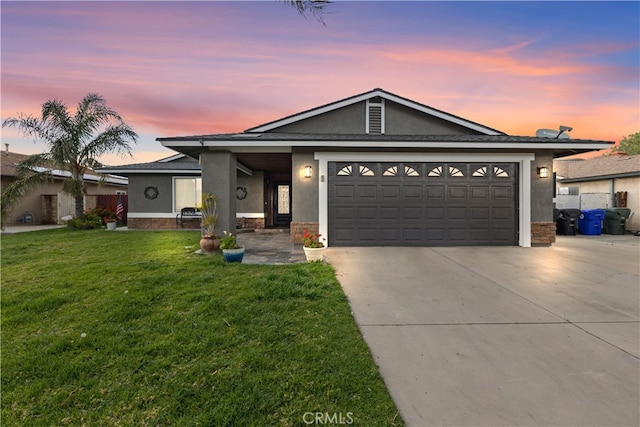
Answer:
[201,151,236,235]
[531,151,556,245]
[291,150,319,243]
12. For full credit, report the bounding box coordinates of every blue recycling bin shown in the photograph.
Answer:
[578,209,605,235]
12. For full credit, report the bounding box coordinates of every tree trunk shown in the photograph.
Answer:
[75,195,84,218]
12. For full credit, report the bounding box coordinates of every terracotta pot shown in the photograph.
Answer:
[303,246,326,262]
[200,237,220,253]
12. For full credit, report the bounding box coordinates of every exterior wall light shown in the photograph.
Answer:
[537,166,550,178]
[304,165,313,178]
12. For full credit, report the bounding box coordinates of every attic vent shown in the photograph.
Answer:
[366,98,385,135]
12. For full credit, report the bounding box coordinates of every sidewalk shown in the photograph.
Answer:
[1,225,65,234]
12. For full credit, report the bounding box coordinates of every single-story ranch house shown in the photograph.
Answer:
[98,88,612,247]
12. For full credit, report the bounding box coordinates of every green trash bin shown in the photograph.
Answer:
[603,208,631,235]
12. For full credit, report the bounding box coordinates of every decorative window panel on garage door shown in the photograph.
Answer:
[328,162,517,246]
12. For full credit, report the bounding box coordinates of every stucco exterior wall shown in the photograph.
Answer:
[236,171,264,214]
[531,151,555,222]
[292,150,318,222]
[385,101,482,135]
[618,176,640,231]
[264,100,485,136]
[128,175,173,213]
[270,102,365,134]
[563,176,640,231]
[576,181,610,193]
[3,177,126,225]
[202,151,236,234]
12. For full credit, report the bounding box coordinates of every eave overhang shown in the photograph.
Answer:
[157,134,613,158]
[558,171,640,183]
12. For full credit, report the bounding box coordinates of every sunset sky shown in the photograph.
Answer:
[2,1,638,165]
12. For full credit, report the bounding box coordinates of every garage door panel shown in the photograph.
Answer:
[403,186,422,199]
[335,185,355,198]
[332,228,355,243]
[491,227,515,241]
[380,228,401,242]
[470,207,490,220]
[358,186,377,198]
[471,186,489,199]
[426,207,445,220]
[334,206,355,221]
[448,186,468,199]
[403,206,424,221]
[470,228,490,241]
[492,186,512,199]
[448,228,468,241]
[381,185,400,199]
[403,228,424,241]
[357,206,378,220]
[328,162,517,246]
[381,206,400,220]
[493,207,513,220]
[426,186,445,199]
[357,228,377,241]
[448,206,467,220]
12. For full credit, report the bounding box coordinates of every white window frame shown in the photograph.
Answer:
[172,176,202,213]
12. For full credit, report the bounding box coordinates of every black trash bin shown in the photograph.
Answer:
[603,208,632,235]
[557,209,581,235]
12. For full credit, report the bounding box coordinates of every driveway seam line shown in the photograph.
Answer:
[432,248,640,360]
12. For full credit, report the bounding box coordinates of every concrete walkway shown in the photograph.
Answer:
[1,224,65,234]
[327,235,639,426]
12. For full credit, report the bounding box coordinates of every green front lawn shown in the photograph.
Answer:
[1,229,403,426]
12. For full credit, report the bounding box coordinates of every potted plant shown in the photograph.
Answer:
[199,193,220,253]
[302,229,326,262]
[220,231,244,263]
[105,217,117,230]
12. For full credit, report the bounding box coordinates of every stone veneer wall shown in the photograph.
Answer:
[290,221,319,244]
[236,217,265,230]
[531,222,556,246]
[128,217,200,229]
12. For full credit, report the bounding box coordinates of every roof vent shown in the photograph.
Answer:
[366,98,384,134]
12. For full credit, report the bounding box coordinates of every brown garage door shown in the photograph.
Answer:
[328,162,517,246]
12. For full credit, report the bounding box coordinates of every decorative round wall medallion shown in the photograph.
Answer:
[236,186,248,200]
[144,186,159,200]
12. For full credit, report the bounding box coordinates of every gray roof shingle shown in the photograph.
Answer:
[555,154,640,180]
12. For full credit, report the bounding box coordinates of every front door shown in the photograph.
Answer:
[273,181,292,227]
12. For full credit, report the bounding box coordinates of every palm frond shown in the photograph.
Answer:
[284,0,331,24]
[3,92,137,218]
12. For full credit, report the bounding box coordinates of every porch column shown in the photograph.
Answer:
[201,151,236,235]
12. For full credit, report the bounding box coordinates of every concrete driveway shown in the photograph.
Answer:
[327,235,639,427]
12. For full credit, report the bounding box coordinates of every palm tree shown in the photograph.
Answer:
[284,0,331,24]
[1,93,138,225]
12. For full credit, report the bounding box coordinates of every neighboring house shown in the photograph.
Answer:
[554,154,640,231]
[99,88,612,246]
[1,148,128,225]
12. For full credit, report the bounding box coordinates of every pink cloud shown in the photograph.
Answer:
[2,1,637,165]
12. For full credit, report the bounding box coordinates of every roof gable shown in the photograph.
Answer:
[245,88,505,136]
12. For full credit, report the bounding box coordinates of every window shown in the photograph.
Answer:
[558,186,579,195]
[174,177,202,212]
